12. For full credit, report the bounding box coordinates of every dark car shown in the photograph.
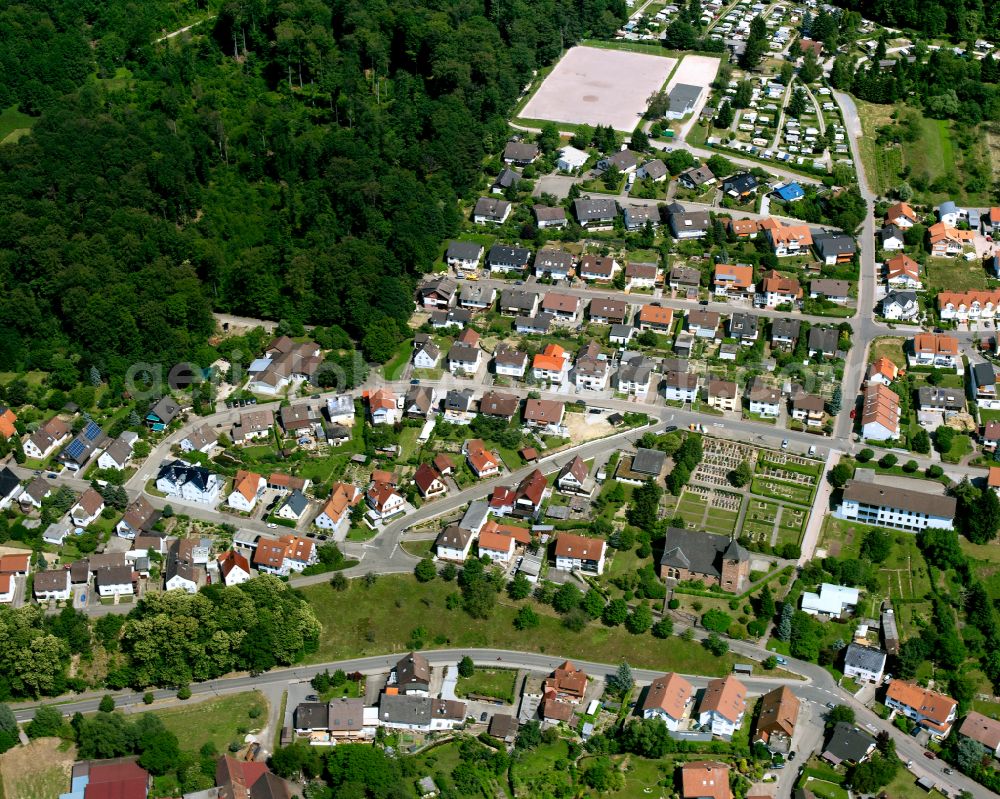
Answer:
[788,752,796,761]
[923,750,937,759]
[305,694,319,702]
[479,712,488,722]
[664,425,677,433]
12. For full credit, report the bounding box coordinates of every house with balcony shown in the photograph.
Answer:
[884,680,957,740]
[713,263,754,298]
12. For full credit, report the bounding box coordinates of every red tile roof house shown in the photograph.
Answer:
[553,532,606,575]
[512,469,547,518]
[640,672,694,730]
[80,760,150,799]
[365,480,406,522]
[884,679,958,740]
[412,463,447,499]
[464,439,501,478]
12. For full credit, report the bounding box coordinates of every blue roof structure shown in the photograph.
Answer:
[82,420,102,441]
[774,182,805,202]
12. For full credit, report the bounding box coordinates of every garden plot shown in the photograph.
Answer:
[519,46,676,131]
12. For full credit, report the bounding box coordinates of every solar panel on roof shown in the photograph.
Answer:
[66,439,85,458]
[83,421,101,440]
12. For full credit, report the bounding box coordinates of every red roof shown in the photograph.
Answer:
[85,761,149,799]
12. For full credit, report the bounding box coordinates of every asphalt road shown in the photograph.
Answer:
[7,643,987,798]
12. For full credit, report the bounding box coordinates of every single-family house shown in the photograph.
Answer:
[680,762,732,799]
[554,532,606,574]
[807,326,839,357]
[232,408,275,444]
[472,197,511,225]
[667,202,711,239]
[810,279,851,304]
[556,456,591,496]
[413,463,447,500]
[465,439,501,478]
[366,481,406,522]
[541,292,581,323]
[886,201,917,228]
[637,158,668,182]
[165,538,202,593]
[487,243,530,274]
[578,255,618,282]
[218,550,252,586]
[957,712,1000,757]
[146,396,182,431]
[687,309,720,338]
[707,380,739,412]
[641,672,694,730]
[503,141,539,165]
[276,490,310,522]
[664,370,699,402]
[813,232,856,265]
[747,377,781,417]
[379,695,467,732]
[713,263,754,297]
[723,172,758,200]
[728,312,759,343]
[885,253,921,288]
[623,204,660,232]
[493,343,528,378]
[625,262,658,290]
[866,356,898,387]
[822,722,877,766]
[790,392,825,427]
[770,318,801,349]
[499,289,540,317]
[698,676,747,739]
[757,270,802,307]
[763,218,813,256]
[843,644,887,684]
[972,361,1000,409]
[534,248,574,281]
[33,569,71,602]
[179,425,217,455]
[574,198,618,229]
[435,525,474,561]
[478,527,517,564]
[885,680,957,740]
[534,205,568,229]
[879,224,906,251]
[773,182,805,202]
[598,149,639,174]
[445,242,484,275]
[916,386,965,426]
[229,470,265,512]
[22,416,71,460]
[754,686,799,754]
[678,165,716,190]
[156,460,222,504]
[314,482,361,534]
[71,488,105,527]
[479,390,520,420]
[637,304,673,332]
[726,218,760,238]
[589,298,628,325]
[491,166,519,194]
[882,289,919,321]
[523,398,565,431]
[669,265,702,293]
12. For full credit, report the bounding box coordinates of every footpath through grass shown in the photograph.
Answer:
[303,575,741,675]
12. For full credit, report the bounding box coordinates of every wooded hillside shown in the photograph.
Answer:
[0,0,626,376]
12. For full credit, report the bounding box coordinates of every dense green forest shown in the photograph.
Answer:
[832,0,996,41]
[0,0,626,377]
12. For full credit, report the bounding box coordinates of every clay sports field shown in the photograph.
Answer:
[519,46,676,131]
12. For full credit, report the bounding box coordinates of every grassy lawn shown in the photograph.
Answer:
[400,539,434,559]
[455,667,518,703]
[382,339,413,381]
[802,779,849,799]
[152,691,267,754]
[302,575,743,674]
[0,104,38,145]
[925,257,987,293]
[879,764,948,799]
[870,336,907,368]
[940,433,973,464]
[397,426,421,461]
[0,738,76,799]
[704,506,740,535]
[511,739,576,795]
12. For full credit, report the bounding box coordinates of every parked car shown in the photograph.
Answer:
[924,750,937,760]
